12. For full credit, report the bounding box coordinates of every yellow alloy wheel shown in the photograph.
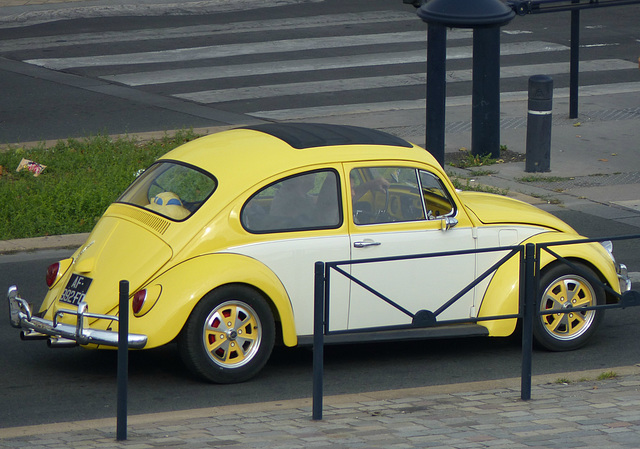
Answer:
[533,263,605,352]
[178,286,275,383]
[203,301,262,368]
[540,274,596,341]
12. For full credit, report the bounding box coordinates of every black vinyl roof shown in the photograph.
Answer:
[241,123,413,150]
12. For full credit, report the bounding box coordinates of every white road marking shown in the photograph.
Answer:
[175,59,637,104]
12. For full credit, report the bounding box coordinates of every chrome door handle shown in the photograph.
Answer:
[353,240,381,248]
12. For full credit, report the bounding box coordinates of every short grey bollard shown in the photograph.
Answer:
[525,75,553,173]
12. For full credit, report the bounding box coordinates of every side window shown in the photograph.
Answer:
[351,167,426,225]
[419,170,455,219]
[242,170,342,233]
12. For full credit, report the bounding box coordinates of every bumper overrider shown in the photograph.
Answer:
[619,264,632,293]
[7,286,147,349]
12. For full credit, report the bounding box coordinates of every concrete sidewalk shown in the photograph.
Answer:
[1,366,640,448]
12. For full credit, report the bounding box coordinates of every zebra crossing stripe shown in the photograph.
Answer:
[25,31,435,70]
[174,59,637,104]
[248,82,640,120]
[99,41,568,87]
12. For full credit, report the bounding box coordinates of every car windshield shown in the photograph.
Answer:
[117,161,217,221]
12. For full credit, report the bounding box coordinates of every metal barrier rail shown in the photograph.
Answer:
[509,0,640,15]
[312,235,640,420]
[506,0,640,118]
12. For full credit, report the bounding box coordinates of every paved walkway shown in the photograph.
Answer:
[1,366,640,448]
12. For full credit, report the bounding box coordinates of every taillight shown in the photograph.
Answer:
[132,290,147,314]
[46,262,60,287]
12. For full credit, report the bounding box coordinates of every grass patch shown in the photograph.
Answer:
[552,372,619,385]
[468,169,498,177]
[449,152,497,169]
[0,130,200,240]
[450,177,509,196]
[554,377,572,384]
[517,175,571,183]
[526,192,563,205]
[446,145,525,169]
[596,371,618,381]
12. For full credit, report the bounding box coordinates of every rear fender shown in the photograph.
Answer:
[478,232,619,337]
[124,253,297,348]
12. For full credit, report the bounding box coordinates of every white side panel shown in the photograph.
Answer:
[348,227,476,329]
[229,235,350,335]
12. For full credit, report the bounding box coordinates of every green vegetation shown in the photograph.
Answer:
[597,371,618,381]
[553,371,618,385]
[449,176,509,196]
[449,152,497,169]
[0,130,200,240]
[527,192,563,205]
[447,145,514,169]
[554,377,572,384]
[516,175,571,183]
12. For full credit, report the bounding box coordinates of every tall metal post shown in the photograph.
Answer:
[117,280,129,441]
[569,7,580,119]
[426,24,447,166]
[471,27,501,159]
[521,244,535,400]
[312,262,325,420]
[417,0,514,164]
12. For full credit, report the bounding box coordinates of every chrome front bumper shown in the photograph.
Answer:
[7,285,147,349]
[618,263,632,293]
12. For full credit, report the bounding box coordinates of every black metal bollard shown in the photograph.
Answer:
[312,262,325,420]
[117,280,129,441]
[425,24,447,167]
[525,75,553,173]
[521,244,535,400]
[471,26,502,159]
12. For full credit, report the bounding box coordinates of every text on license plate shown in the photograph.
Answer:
[59,274,93,306]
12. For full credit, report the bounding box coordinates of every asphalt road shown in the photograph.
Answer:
[2,209,640,428]
[1,0,639,143]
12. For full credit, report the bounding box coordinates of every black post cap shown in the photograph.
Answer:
[418,0,515,28]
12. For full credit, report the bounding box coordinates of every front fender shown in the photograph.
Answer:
[125,253,297,348]
[478,232,619,337]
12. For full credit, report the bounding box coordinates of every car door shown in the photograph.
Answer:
[345,164,478,331]
[237,167,351,336]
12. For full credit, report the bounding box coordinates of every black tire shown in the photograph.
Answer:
[532,263,605,351]
[178,285,275,383]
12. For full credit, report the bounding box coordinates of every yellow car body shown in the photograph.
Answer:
[7,123,629,383]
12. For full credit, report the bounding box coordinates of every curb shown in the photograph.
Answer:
[0,233,88,255]
[2,363,639,439]
[0,126,234,152]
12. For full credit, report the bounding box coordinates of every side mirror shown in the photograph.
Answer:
[441,216,458,231]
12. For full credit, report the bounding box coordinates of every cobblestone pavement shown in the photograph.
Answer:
[2,368,640,448]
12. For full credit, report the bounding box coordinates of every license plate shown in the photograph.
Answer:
[59,274,93,306]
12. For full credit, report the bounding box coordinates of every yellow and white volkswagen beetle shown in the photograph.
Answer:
[7,123,630,383]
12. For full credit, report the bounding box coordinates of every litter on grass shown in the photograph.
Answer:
[16,158,46,176]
